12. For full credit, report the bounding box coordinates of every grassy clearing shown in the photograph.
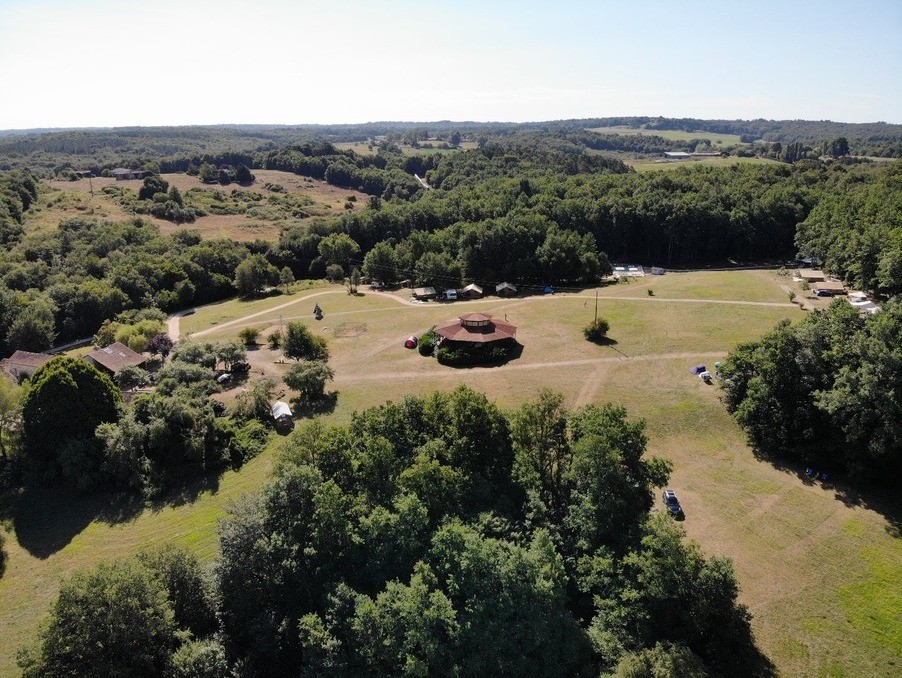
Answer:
[599,269,793,304]
[336,141,478,157]
[178,281,328,336]
[34,170,368,242]
[0,446,278,675]
[630,156,781,172]
[630,155,780,171]
[0,271,898,676]
[587,125,745,145]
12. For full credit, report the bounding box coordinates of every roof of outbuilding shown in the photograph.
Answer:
[7,350,54,368]
[86,342,145,372]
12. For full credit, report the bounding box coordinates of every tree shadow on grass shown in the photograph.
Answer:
[292,392,339,420]
[750,450,901,539]
[13,470,224,559]
[14,487,118,559]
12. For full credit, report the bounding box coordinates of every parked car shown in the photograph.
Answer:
[662,489,685,519]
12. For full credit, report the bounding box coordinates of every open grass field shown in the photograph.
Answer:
[588,125,745,145]
[336,140,478,157]
[1,270,899,676]
[32,170,367,241]
[629,155,783,172]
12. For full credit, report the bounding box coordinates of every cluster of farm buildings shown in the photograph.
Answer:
[795,268,881,313]
[0,342,145,384]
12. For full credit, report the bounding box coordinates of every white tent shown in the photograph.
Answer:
[271,401,293,421]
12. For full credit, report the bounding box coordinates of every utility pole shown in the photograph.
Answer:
[594,288,598,324]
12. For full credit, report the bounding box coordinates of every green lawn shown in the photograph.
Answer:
[179,281,328,336]
[1,271,899,676]
[600,268,794,303]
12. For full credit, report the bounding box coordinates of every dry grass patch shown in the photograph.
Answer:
[34,170,369,242]
[587,125,745,145]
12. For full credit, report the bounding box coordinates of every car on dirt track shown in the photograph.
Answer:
[662,489,685,519]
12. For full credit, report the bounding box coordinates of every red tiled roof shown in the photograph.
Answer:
[434,316,517,343]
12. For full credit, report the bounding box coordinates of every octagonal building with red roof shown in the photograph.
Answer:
[434,312,517,346]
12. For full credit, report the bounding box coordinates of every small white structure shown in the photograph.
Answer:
[613,264,645,279]
[664,152,692,159]
[461,283,484,299]
[271,401,293,424]
[443,289,458,301]
[848,292,881,314]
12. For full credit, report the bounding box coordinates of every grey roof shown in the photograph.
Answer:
[86,342,145,372]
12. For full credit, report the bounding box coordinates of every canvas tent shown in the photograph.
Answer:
[271,401,293,423]
[404,335,418,349]
[460,283,484,299]
[496,282,517,296]
[412,287,437,300]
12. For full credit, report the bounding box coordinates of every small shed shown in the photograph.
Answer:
[460,283,484,299]
[271,401,293,423]
[496,282,517,297]
[813,281,845,295]
[412,287,437,300]
[85,342,146,375]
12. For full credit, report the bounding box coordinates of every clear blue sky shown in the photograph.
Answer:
[0,0,899,128]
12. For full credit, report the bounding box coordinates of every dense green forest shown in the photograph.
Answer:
[18,388,769,677]
[0,117,899,177]
[719,301,902,483]
[795,162,902,295]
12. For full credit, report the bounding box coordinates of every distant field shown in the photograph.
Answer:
[32,170,367,241]
[588,125,745,145]
[629,155,782,172]
[1,270,899,677]
[336,140,477,157]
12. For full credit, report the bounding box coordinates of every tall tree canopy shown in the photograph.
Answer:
[21,357,121,488]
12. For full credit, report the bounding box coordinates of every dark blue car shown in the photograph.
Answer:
[662,489,685,520]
